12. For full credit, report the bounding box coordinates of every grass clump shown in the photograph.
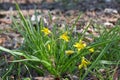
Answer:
[0,4,120,80]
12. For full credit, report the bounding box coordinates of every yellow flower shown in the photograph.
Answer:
[78,57,90,69]
[60,32,69,42]
[73,40,86,51]
[41,27,51,35]
[65,50,74,55]
[47,44,51,51]
[89,48,94,53]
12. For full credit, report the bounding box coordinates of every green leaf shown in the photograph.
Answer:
[99,60,120,65]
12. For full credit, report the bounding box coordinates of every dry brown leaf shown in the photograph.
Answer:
[113,67,120,80]
[34,77,54,80]
[0,37,6,45]
[0,19,12,24]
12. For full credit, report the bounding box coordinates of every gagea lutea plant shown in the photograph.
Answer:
[0,4,120,80]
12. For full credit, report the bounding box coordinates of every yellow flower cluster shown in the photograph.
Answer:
[41,27,51,35]
[73,40,86,51]
[65,50,74,55]
[89,48,94,53]
[41,27,93,69]
[60,32,69,42]
[47,44,51,51]
[78,57,90,69]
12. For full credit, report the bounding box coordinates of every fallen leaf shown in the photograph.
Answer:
[34,77,54,80]
[0,37,6,45]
